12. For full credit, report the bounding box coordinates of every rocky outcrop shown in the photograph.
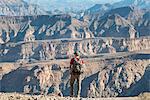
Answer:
[0,14,92,43]
[89,6,149,38]
[0,37,150,62]
[0,6,149,44]
[0,54,149,97]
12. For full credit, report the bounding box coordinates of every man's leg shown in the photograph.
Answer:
[77,75,81,97]
[70,74,75,97]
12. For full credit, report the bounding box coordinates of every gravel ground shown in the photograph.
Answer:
[1,93,149,100]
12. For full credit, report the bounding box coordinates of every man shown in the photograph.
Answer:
[70,51,84,97]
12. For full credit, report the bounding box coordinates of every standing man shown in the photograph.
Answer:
[70,51,84,97]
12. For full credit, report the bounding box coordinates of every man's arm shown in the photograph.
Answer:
[81,59,86,69]
[69,58,74,73]
[70,64,74,73]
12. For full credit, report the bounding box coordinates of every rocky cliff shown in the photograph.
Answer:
[0,15,92,43]
[0,52,150,97]
[0,6,149,44]
[0,37,150,62]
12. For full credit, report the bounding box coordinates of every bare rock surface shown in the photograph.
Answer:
[0,37,150,62]
[0,7,149,44]
[0,54,149,97]
[0,92,150,100]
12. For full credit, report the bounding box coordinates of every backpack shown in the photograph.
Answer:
[72,58,83,74]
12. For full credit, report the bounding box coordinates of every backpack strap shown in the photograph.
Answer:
[73,58,80,64]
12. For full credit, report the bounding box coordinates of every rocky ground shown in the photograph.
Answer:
[0,49,150,98]
[0,93,150,100]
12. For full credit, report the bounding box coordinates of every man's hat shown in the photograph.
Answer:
[74,51,80,56]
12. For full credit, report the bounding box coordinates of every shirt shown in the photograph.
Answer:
[70,57,84,65]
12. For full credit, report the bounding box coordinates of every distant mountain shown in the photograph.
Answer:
[89,14,136,38]
[84,3,112,15]
[83,0,149,16]
[0,0,48,16]
[81,3,112,25]
[23,0,149,14]
[82,0,149,23]
[136,11,150,36]
[24,0,96,12]
[89,6,149,38]
[113,0,150,9]
[103,6,144,22]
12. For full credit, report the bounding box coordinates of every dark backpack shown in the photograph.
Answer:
[72,58,83,74]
